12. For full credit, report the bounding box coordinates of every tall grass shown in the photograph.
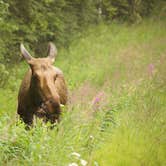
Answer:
[0,19,166,165]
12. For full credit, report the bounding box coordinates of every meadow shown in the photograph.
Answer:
[0,19,166,166]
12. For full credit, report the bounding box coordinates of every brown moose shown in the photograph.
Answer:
[17,42,67,126]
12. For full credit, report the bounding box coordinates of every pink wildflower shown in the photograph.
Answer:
[147,63,155,77]
[92,92,104,104]
[92,91,105,111]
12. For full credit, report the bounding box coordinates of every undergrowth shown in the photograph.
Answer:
[0,19,166,166]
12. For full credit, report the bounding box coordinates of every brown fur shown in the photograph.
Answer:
[17,43,67,126]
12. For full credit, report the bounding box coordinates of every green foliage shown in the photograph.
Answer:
[0,0,18,63]
[96,0,165,23]
[0,19,165,165]
[0,0,164,69]
[2,0,99,62]
[0,64,9,87]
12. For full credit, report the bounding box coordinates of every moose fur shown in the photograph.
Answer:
[17,42,67,126]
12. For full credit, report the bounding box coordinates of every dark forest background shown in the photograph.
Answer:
[0,0,165,87]
[0,0,165,64]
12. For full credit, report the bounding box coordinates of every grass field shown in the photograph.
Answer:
[0,19,166,166]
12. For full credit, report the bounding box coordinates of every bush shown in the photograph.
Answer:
[0,64,9,87]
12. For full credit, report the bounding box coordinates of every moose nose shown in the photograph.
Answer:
[45,97,61,114]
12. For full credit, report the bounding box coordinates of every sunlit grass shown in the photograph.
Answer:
[0,19,166,165]
[91,82,166,166]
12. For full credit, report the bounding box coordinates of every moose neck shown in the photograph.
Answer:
[29,76,43,107]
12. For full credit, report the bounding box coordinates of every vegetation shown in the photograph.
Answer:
[0,0,166,166]
[0,0,165,65]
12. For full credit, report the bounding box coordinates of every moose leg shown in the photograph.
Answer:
[18,111,33,129]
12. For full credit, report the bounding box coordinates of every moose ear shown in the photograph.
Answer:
[20,44,33,63]
[47,42,57,63]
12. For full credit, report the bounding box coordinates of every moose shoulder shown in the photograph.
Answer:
[17,43,68,126]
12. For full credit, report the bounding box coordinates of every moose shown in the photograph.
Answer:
[17,42,67,126]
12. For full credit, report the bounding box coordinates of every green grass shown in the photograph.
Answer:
[91,84,166,166]
[0,19,166,166]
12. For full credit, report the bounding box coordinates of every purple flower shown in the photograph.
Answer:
[93,97,100,104]
[147,63,155,76]
[92,92,104,104]
[92,92,105,111]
